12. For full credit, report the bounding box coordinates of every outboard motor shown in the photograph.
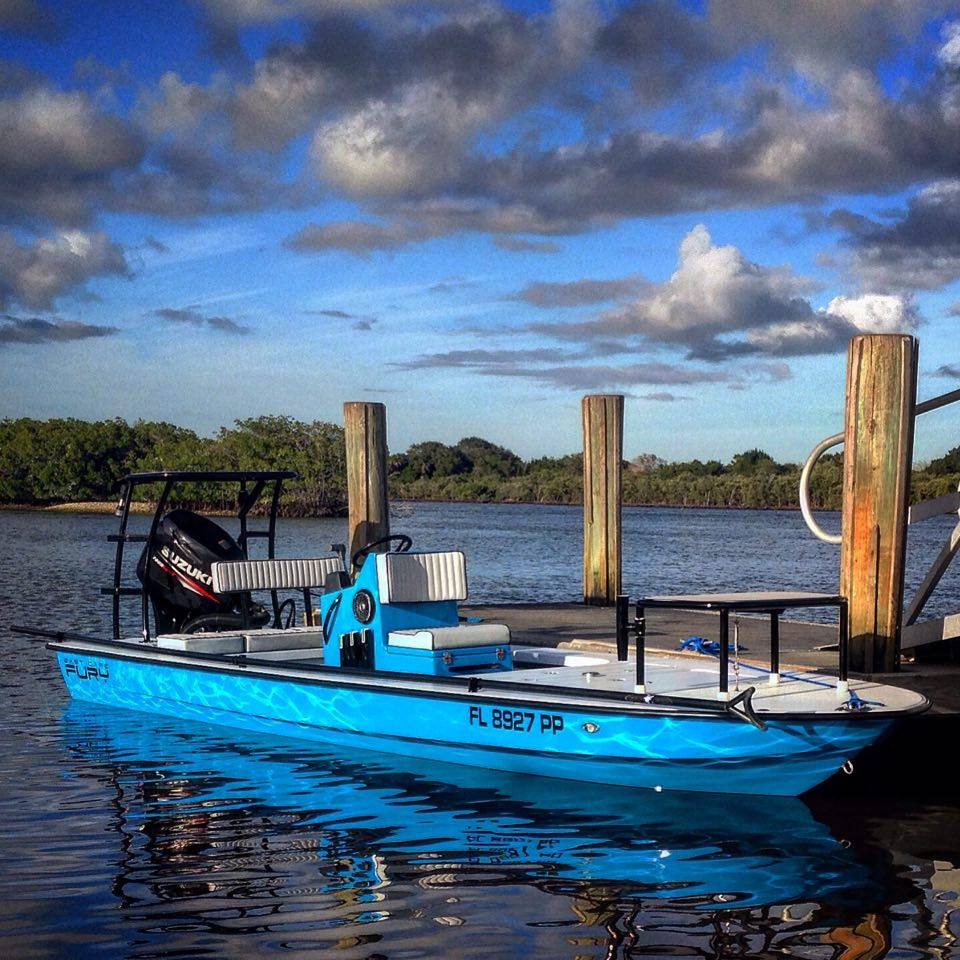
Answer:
[137,509,268,634]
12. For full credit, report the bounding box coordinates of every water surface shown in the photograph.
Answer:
[1,505,958,958]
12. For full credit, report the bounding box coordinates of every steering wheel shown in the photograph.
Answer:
[351,533,412,569]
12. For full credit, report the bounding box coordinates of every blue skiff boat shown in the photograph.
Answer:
[19,470,928,797]
[63,700,906,910]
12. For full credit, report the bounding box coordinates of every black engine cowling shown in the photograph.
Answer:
[137,509,267,634]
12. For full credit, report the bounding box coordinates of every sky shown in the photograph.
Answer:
[1,0,960,462]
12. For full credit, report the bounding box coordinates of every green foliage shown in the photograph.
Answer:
[1,419,955,514]
[629,453,666,473]
[729,449,780,475]
[455,436,523,478]
[0,418,139,503]
[0,416,346,516]
[395,441,471,480]
[928,445,960,476]
[656,458,724,478]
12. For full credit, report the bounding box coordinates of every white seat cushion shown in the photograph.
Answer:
[211,556,344,594]
[243,628,324,653]
[157,633,244,654]
[375,551,467,603]
[388,623,510,650]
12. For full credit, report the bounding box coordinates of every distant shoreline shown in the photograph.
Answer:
[0,498,836,516]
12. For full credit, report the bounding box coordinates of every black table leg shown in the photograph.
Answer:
[616,594,629,662]
[770,610,780,682]
[719,608,729,697]
[634,604,646,692]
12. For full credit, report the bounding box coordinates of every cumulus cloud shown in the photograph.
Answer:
[598,0,719,102]
[305,307,377,330]
[0,86,143,223]
[0,313,118,345]
[284,219,432,254]
[153,306,250,334]
[136,71,228,137]
[602,225,817,354]
[398,345,733,390]
[394,342,795,392]
[200,0,417,25]
[0,229,128,309]
[823,293,918,333]
[398,347,574,369]
[491,236,559,254]
[231,52,331,148]
[3,1,957,272]
[4,0,960,295]
[743,294,919,356]
[286,57,960,253]
[313,84,463,196]
[833,180,960,290]
[709,0,948,76]
[508,273,647,307]
[0,0,56,34]
[309,2,591,200]
[0,72,305,228]
[529,226,918,361]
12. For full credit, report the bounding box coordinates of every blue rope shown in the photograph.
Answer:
[678,636,741,656]
[678,635,885,706]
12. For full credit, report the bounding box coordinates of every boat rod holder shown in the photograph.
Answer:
[633,605,646,693]
[615,594,646,692]
[615,594,630,661]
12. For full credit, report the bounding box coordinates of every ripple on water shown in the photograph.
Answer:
[0,507,959,958]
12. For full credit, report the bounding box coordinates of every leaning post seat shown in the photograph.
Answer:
[206,555,346,652]
[374,550,467,603]
[211,555,345,594]
[388,623,511,650]
[317,548,513,675]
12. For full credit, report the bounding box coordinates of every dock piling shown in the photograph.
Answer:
[343,401,390,571]
[582,394,624,605]
[839,335,918,672]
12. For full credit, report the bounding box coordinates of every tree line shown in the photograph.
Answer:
[2,416,959,514]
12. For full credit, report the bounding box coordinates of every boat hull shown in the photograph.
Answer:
[57,649,891,796]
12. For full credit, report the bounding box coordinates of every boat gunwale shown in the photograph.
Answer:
[42,632,931,723]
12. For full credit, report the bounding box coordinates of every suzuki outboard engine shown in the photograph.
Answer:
[137,509,268,634]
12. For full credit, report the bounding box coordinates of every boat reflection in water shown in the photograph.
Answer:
[61,701,912,958]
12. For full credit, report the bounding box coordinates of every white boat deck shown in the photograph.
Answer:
[108,632,927,718]
[493,651,927,716]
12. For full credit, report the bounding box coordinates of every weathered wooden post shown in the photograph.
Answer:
[343,401,389,569]
[582,394,624,605]
[839,334,918,672]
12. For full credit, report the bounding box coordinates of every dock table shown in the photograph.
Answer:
[617,591,849,698]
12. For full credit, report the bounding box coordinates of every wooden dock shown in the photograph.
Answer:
[463,602,959,795]
[338,334,960,795]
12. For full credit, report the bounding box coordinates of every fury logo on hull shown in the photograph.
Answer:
[65,659,110,680]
